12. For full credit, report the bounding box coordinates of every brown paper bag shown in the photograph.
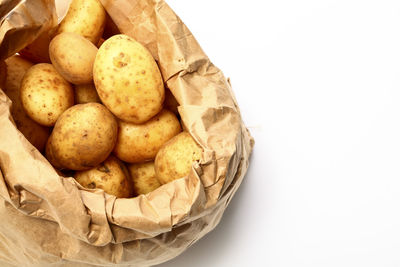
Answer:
[0,0,254,265]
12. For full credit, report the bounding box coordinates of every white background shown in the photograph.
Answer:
[158,1,400,267]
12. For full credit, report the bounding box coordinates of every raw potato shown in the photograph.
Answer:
[155,132,202,185]
[93,34,165,123]
[3,56,50,151]
[49,32,98,85]
[128,161,161,195]
[114,109,181,163]
[57,0,106,44]
[20,63,74,126]
[19,30,53,63]
[46,103,118,170]
[74,84,101,104]
[45,140,63,169]
[74,155,132,198]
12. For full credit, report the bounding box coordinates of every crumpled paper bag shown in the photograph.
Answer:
[0,0,254,265]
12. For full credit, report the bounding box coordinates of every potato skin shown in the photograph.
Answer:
[20,63,73,127]
[3,56,50,151]
[49,32,98,85]
[57,0,106,44]
[74,83,101,104]
[46,103,118,170]
[75,155,132,198]
[114,109,181,163]
[128,161,161,195]
[93,34,165,123]
[155,132,202,185]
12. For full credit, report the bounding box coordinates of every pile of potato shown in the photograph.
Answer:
[0,0,202,198]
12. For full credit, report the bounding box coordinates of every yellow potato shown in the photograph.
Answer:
[46,103,118,171]
[164,88,179,116]
[155,132,202,185]
[45,139,64,169]
[19,30,53,63]
[114,109,181,163]
[49,32,98,85]
[93,34,165,123]
[74,83,101,104]
[20,63,74,126]
[74,155,132,198]
[57,0,106,44]
[128,161,161,195]
[3,56,50,151]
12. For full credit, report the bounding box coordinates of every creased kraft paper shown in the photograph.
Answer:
[0,0,254,265]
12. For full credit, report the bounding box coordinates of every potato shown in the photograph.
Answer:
[164,88,179,116]
[74,155,132,198]
[128,161,161,195]
[49,32,98,85]
[20,63,74,126]
[155,132,202,185]
[93,34,165,123]
[45,139,64,169]
[0,61,6,88]
[114,109,181,163]
[19,30,53,63]
[3,56,50,151]
[46,103,118,170]
[56,0,106,44]
[74,83,101,104]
